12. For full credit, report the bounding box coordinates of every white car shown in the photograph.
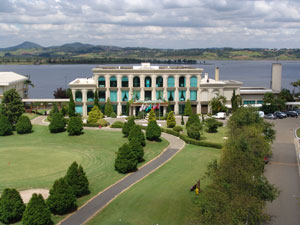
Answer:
[212,112,226,119]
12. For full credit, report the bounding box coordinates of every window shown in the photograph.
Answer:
[133,76,140,87]
[110,91,117,102]
[179,90,186,101]
[190,90,197,101]
[122,76,128,87]
[167,76,175,87]
[75,105,82,114]
[87,91,94,102]
[167,90,174,101]
[156,91,163,100]
[122,91,129,101]
[110,76,117,87]
[99,91,105,102]
[156,76,163,87]
[179,104,185,115]
[145,91,152,101]
[243,100,255,105]
[87,105,93,113]
[145,76,152,87]
[75,91,82,102]
[179,76,186,87]
[98,76,105,87]
[257,100,263,104]
[0,87,3,95]
[190,76,197,87]
[132,90,140,101]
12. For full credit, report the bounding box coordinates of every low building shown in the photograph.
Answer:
[0,72,28,103]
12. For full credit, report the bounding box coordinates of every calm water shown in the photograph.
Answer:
[0,60,299,98]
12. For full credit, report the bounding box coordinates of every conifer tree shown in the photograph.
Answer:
[125,102,130,116]
[1,89,24,125]
[128,125,146,147]
[184,99,193,116]
[16,115,32,134]
[49,113,66,133]
[122,117,136,137]
[0,114,13,136]
[148,109,156,122]
[50,103,59,117]
[166,111,176,128]
[22,194,53,225]
[115,143,138,173]
[67,116,83,135]
[93,90,100,109]
[88,106,103,123]
[146,120,161,141]
[129,137,144,163]
[68,89,76,117]
[104,97,114,116]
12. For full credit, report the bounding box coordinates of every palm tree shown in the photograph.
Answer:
[23,75,34,98]
[290,81,298,98]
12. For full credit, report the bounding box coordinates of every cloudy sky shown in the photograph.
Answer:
[0,0,300,49]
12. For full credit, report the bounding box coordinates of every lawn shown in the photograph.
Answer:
[0,125,169,224]
[87,144,221,225]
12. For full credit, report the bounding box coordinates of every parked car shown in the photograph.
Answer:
[258,111,265,118]
[285,111,298,118]
[274,111,287,119]
[212,112,226,119]
[296,109,300,115]
[264,113,277,120]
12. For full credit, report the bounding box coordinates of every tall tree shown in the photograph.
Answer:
[209,94,227,115]
[231,89,242,112]
[23,75,34,98]
[104,97,114,116]
[53,88,68,99]
[115,143,138,173]
[184,99,193,116]
[68,89,76,117]
[93,90,100,109]
[1,89,24,125]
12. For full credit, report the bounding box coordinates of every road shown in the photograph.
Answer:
[265,117,300,225]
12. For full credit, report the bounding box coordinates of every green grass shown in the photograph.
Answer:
[23,113,39,120]
[0,125,169,224]
[87,144,221,225]
[296,128,300,138]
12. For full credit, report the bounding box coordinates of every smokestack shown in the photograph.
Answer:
[271,63,282,92]
[215,67,219,81]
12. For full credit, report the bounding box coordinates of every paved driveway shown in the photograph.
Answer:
[265,117,300,225]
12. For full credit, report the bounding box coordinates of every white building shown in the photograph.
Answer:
[0,72,28,103]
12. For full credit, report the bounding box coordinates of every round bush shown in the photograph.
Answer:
[129,125,146,147]
[0,114,12,136]
[186,113,201,129]
[187,123,201,140]
[146,120,161,141]
[110,112,117,118]
[122,117,135,137]
[49,113,66,133]
[173,125,183,132]
[99,118,108,127]
[205,118,219,133]
[16,115,32,134]
[167,111,176,128]
[115,143,138,173]
[129,137,144,163]
[67,116,83,135]
[110,121,124,128]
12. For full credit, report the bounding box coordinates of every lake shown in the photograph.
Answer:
[0,60,299,98]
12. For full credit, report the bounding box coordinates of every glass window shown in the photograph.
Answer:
[110,76,117,87]
[167,76,175,87]
[190,90,197,101]
[122,91,129,102]
[156,91,163,100]
[75,105,82,114]
[179,104,185,115]
[133,76,140,87]
[179,76,186,87]
[179,90,186,101]
[167,90,174,101]
[132,90,140,101]
[98,76,105,87]
[75,91,82,102]
[243,100,255,105]
[145,91,152,101]
[190,76,197,87]
[110,91,117,102]
[257,100,263,104]
[145,77,152,87]
[87,91,94,102]
[156,76,163,87]
[99,91,105,102]
[122,76,128,87]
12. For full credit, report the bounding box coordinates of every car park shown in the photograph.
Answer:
[264,113,277,120]
[285,111,298,117]
[274,111,287,119]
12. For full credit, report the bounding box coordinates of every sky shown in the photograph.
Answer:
[1,0,300,49]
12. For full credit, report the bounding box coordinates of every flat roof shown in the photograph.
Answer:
[0,72,28,86]
[95,63,202,70]
[22,99,70,103]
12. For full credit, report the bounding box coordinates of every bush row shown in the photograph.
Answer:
[179,134,223,149]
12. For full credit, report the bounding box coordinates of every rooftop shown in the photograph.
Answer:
[69,78,95,86]
[95,63,202,70]
[0,72,28,86]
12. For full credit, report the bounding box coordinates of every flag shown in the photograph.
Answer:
[139,104,144,111]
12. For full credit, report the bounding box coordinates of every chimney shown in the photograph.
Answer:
[215,67,219,81]
[271,63,282,92]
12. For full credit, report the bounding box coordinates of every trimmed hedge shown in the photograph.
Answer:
[110,121,124,128]
[160,127,179,137]
[173,125,183,132]
[179,134,223,149]
[83,123,99,127]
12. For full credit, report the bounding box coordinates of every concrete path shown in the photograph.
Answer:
[31,115,49,125]
[265,117,300,225]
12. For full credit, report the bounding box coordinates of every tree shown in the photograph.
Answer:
[187,123,201,140]
[49,103,59,117]
[1,89,24,125]
[104,98,114,116]
[205,118,219,133]
[88,106,103,123]
[22,194,53,225]
[16,115,32,134]
[65,162,89,197]
[46,178,77,215]
[67,116,83,135]
[128,125,146,147]
[186,113,201,130]
[68,89,76,117]
[122,117,136,137]
[184,99,193,116]
[49,113,66,133]
[0,188,25,224]
[53,88,68,99]
[167,111,176,128]
[93,90,100,109]
[291,81,298,97]
[129,137,144,163]
[0,114,13,136]
[115,143,138,173]
[125,102,130,116]
[23,75,34,98]
[278,88,293,102]
[146,120,161,141]
[148,108,156,122]
[231,89,242,112]
[209,95,227,115]
[260,92,285,114]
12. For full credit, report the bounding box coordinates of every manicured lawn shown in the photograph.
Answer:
[0,125,169,224]
[23,113,39,120]
[87,144,221,225]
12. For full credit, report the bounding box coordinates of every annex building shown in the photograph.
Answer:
[69,63,282,117]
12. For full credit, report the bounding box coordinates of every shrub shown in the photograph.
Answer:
[83,123,99,127]
[148,109,156,122]
[110,112,117,118]
[22,194,53,225]
[186,113,201,130]
[179,134,223,149]
[146,120,161,141]
[122,117,135,137]
[65,162,89,198]
[115,143,138,173]
[50,103,59,117]
[137,111,146,119]
[49,113,66,133]
[129,137,144,163]
[129,125,146,147]
[67,116,83,135]
[104,98,114,116]
[0,188,25,224]
[167,111,176,128]
[173,125,183,132]
[88,106,103,123]
[205,118,219,133]
[187,123,201,140]
[16,115,32,134]
[46,178,77,215]
[111,121,124,128]
[0,114,12,136]
[216,120,223,127]
[184,99,193,116]
[99,118,108,127]
[161,128,180,137]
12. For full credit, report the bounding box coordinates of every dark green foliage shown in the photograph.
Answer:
[49,113,66,133]
[50,103,59,117]
[110,112,117,118]
[104,98,114,116]
[181,115,184,125]
[125,102,130,116]
[179,134,223,149]
[173,125,183,132]
[65,162,89,197]
[110,121,124,128]
[114,143,138,173]
[0,114,13,136]
[160,127,180,137]
[94,90,100,109]
[137,111,146,119]
[148,109,156,122]
[67,116,83,135]
[209,95,227,115]
[22,194,53,225]
[278,88,293,102]
[146,120,161,141]
[128,125,146,147]
[61,106,67,116]
[187,123,200,140]
[122,117,135,137]
[186,113,201,130]
[205,118,219,133]
[68,89,76,117]
[0,188,25,224]
[260,92,286,114]
[46,178,77,215]
[166,111,176,128]
[16,115,32,134]
[167,101,172,113]
[231,89,242,112]
[129,137,144,163]
[1,89,24,125]
[184,99,192,116]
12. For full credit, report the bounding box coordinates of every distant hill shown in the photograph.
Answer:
[0,41,43,51]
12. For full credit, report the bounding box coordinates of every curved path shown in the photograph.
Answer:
[31,116,185,225]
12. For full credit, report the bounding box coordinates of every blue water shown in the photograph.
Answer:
[0,61,299,98]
